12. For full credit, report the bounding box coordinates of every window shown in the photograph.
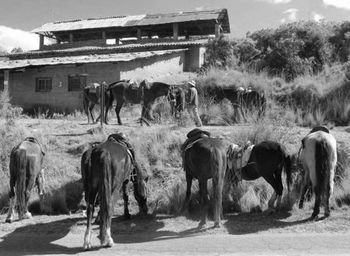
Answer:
[35,77,52,92]
[68,74,87,91]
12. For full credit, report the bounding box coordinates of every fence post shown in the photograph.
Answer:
[100,82,106,127]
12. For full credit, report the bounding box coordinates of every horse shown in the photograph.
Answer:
[83,82,111,124]
[6,137,45,223]
[168,85,186,118]
[82,134,149,250]
[182,128,226,228]
[227,140,292,210]
[106,80,172,125]
[298,130,337,219]
[208,86,266,122]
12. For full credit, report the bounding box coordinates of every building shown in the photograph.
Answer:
[0,9,230,113]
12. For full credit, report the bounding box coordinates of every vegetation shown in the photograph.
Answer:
[1,20,350,221]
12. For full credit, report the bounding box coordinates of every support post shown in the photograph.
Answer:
[137,28,142,40]
[173,23,179,40]
[215,23,221,38]
[100,82,106,127]
[39,35,44,50]
[4,70,9,91]
[69,33,74,43]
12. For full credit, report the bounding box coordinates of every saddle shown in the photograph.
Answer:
[182,128,211,153]
[239,144,254,168]
[107,133,138,182]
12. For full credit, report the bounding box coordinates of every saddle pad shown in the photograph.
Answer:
[240,145,254,168]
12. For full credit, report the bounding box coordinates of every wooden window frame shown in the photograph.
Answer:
[68,74,87,91]
[35,77,52,92]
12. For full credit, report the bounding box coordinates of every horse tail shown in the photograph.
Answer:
[284,155,292,192]
[315,139,332,197]
[15,149,27,218]
[96,149,112,243]
[209,146,225,222]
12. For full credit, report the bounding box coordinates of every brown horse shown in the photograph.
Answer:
[83,83,111,124]
[298,129,337,219]
[106,80,172,125]
[82,134,149,250]
[182,129,226,228]
[227,141,292,210]
[6,137,45,223]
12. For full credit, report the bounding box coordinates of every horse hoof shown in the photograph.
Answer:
[213,222,221,228]
[83,243,92,251]
[5,218,13,223]
[105,238,114,248]
[25,212,32,219]
[198,221,208,229]
[124,213,131,220]
[325,211,331,218]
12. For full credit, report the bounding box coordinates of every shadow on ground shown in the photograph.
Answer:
[0,218,82,255]
[224,211,310,235]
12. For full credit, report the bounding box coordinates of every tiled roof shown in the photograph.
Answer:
[0,49,186,70]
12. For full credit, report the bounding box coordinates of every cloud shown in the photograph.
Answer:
[281,8,298,23]
[323,0,350,10]
[0,26,39,52]
[258,0,292,4]
[312,12,324,22]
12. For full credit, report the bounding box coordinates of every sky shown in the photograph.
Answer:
[0,0,350,51]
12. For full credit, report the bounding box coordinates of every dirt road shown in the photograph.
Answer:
[1,210,350,256]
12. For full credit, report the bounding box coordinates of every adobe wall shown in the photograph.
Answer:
[8,51,185,113]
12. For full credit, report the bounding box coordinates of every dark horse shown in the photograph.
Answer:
[83,82,111,124]
[209,86,266,122]
[227,141,292,210]
[168,85,186,118]
[6,137,45,223]
[106,80,171,125]
[82,134,149,250]
[182,129,226,228]
[298,128,337,219]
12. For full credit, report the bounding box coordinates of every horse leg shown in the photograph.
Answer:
[212,174,224,228]
[83,193,97,250]
[324,182,332,218]
[122,180,131,219]
[89,104,95,123]
[6,169,16,223]
[115,100,124,125]
[198,180,209,228]
[22,175,35,220]
[182,172,192,214]
[311,189,321,220]
[299,171,311,209]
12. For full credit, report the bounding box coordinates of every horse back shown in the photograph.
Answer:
[91,141,133,191]
[184,138,226,180]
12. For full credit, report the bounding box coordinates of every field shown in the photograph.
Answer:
[1,109,350,255]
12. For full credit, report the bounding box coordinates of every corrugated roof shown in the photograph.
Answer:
[7,39,207,60]
[32,9,229,34]
[0,49,186,70]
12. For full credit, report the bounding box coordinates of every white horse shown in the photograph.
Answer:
[299,130,337,219]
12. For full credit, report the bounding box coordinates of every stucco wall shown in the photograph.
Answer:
[8,51,185,113]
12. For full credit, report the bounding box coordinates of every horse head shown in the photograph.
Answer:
[133,163,150,215]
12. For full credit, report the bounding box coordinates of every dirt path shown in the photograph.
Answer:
[1,210,350,256]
